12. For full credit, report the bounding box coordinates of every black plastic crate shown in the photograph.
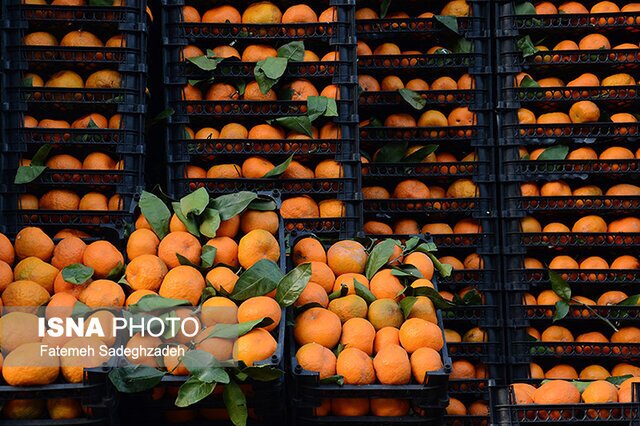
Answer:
[0,368,117,426]
[490,381,640,425]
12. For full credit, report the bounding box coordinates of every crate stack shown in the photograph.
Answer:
[161,0,361,239]
[0,0,149,244]
[353,0,502,423]
[287,233,452,424]
[496,0,640,421]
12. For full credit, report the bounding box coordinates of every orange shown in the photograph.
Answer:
[410,347,443,383]
[296,342,337,379]
[447,398,467,416]
[580,365,611,380]
[217,215,241,238]
[294,307,342,348]
[202,5,241,23]
[370,399,410,416]
[572,215,607,232]
[238,229,280,269]
[125,289,157,307]
[201,297,237,327]
[2,280,50,312]
[307,261,335,293]
[83,241,124,278]
[51,237,86,270]
[333,273,369,294]
[292,238,326,265]
[541,325,574,342]
[331,398,369,416]
[158,265,205,305]
[205,237,239,268]
[237,296,281,331]
[399,318,444,353]
[281,196,319,219]
[126,228,160,260]
[545,364,578,379]
[234,328,278,365]
[326,240,367,275]
[579,33,611,50]
[374,327,400,354]
[404,252,435,280]
[582,380,618,418]
[373,344,411,385]
[328,294,368,323]
[569,100,600,123]
[339,317,375,355]
[157,231,202,270]
[368,299,403,330]
[2,342,59,386]
[533,380,580,420]
[441,0,471,16]
[79,279,124,308]
[336,347,376,385]
[240,210,278,235]
[13,257,58,293]
[294,282,329,308]
[243,81,276,101]
[242,1,282,24]
[205,266,239,294]
[125,255,167,292]
[14,227,54,261]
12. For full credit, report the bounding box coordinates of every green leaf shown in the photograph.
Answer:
[71,301,91,317]
[606,375,634,386]
[403,237,421,253]
[14,165,46,184]
[380,0,391,18]
[391,265,424,279]
[88,0,112,5]
[537,145,569,161]
[319,375,344,385]
[209,191,258,221]
[453,37,473,54]
[426,252,453,278]
[332,343,345,357]
[23,76,33,87]
[201,245,217,269]
[255,57,287,93]
[61,264,94,285]
[307,96,329,122]
[515,1,537,15]
[325,98,338,117]
[86,118,99,129]
[461,289,483,306]
[201,318,274,341]
[365,239,398,279]
[106,262,125,281]
[376,141,408,163]
[172,202,200,236]
[139,191,171,239]
[410,286,456,309]
[180,187,210,217]
[617,295,640,306]
[412,241,439,254]
[275,263,312,307]
[549,269,571,301]
[129,295,191,313]
[402,145,439,163]
[175,376,216,407]
[398,88,427,110]
[277,41,305,61]
[354,279,376,304]
[434,48,453,54]
[248,198,277,211]
[199,208,221,238]
[263,154,294,178]
[182,350,230,383]
[31,144,53,166]
[223,380,248,426]
[517,35,539,57]
[571,381,591,394]
[553,300,570,322]
[399,296,418,319]
[434,15,460,34]
[242,366,284,382]
[269,116,313,137]
[108,365,166,393]
[231,260,284,301]
[151,108,175,122]
[187,54,223,72]
[520,75,540,88]
[328,285,349,301]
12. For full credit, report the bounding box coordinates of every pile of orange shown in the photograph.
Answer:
[510,378,640,420]
[291,237,448,417]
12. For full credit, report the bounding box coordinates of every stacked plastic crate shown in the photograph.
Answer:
[161,0,361,239]
[496,0,640,421]
[287,233,452,424]
[354,0,502,423]
[0,0,148,243]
